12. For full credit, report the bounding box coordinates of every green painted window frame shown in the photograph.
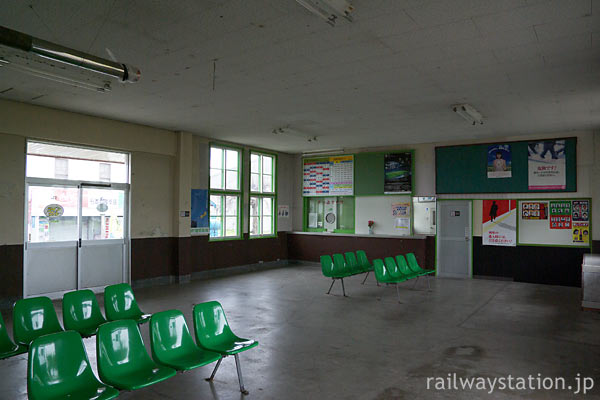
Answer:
[209,143,243,241]
[302,195,355,234]
[249,150,277,239]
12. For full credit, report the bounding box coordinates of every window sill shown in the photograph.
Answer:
[249,234,278,239]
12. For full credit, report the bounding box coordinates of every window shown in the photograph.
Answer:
[305,196,355,233]
[209,145,242,239]
[249,152,276,237]
[27,141,128,183]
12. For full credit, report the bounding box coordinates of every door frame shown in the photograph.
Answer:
[435,199,473,278]
[24,178,130,299]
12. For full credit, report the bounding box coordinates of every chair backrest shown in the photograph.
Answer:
[193,301,236,350]
[384,257,400,276]
[97,319,154,382]
[356,250,371,269]
[372,259,388,282]
[104,283,143,321]
[13,296,62,346]
[344,252,358,270]
[406,253,423,272]
[320,255,334,278]
[28,331,98,400]
[62,289,106,333]
[332,253,347,274]
[395,255,414,275]
[150,309,198,364]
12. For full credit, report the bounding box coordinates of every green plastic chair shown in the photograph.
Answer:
[405,253,434,291]
[104,283,150,324]
[13,296,64,347]
[406,253,435,275]
[63,289,107,337]
[0,312,26,359]
[373,259,404,303]
[395,255,421,279]
[97,319,176,390]
[344,252,363,275]
[331,254,351,296]
[384,257,412,281]
[28,330,119,400]
[357,250,377,285]
[150,309,221,371]
[193,301,258,395]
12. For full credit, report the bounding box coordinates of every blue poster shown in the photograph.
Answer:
[191,189,208,234]
[487,144,512,179]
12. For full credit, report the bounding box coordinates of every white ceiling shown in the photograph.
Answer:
[1,0,599,153]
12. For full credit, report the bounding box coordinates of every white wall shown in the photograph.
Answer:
[292,130,600,238]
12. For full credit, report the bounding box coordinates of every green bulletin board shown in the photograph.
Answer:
[435,137,577,194]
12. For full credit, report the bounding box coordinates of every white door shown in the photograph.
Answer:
[24,184,129,298]
[78,186,127,290]
[25,185,80,296]
[437,200,472,278]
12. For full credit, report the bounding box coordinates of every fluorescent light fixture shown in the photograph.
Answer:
[302,148,345,156]
[295,0,354,26]
[452,103,484,125]
[273,126,318,142]
[0,57,111,92]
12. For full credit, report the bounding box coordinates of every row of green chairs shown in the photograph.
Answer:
[28,301,258,399]
[373,253,435,302]
[0,283,149,360]
[320,250,375,297]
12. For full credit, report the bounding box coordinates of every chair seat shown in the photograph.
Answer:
[136,314,152,324]
[206,338,258,356]
[46,384,120,400]
[108,365,176,390]
[159,348,222,371]
[0,342,27,360]
[73,324,102,338]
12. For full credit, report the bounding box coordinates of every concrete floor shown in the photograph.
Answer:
[1,262,600,399]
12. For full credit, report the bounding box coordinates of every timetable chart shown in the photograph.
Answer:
[303,155,353,196]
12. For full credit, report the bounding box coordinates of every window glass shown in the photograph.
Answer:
[210,147,223,169]
[251,173,260,192]
[27,186,79,242]
[81,188,125,240]
[26,142,128,183]
[250,154,260,173]
[262,156,273,175]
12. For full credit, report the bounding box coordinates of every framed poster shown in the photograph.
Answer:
[303,155,353,196]
[482,200,517,246]
[384,152,412,194]
[487,144,512,178]
[528,140,566,190]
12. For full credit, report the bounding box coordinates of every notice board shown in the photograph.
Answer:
[302,155,354,196]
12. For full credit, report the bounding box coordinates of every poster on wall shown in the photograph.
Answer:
[573,222,590,244]
[487,144,512,178]
[384,152,412,194]
[303,155,353,196]
[391,202,410,217]
[528,140,566,190]
[277,205,290,218]
[572,200,589,222]
[521,202,548,220]
[549,201,572,229]
[482,200,517,246]
[191,189,209,234]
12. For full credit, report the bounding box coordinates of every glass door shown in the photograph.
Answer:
[78,186,127,289]
[25,184,80,296]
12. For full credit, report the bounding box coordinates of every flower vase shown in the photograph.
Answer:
[368,227,374,235]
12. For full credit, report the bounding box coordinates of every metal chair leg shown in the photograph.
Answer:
[206,356,223,381]
[341,278,347,297]
[326,279,336,295]
[427,275,432,291]
[234,353,249,395]
[395,284,402,303]
[411,276,420,290]
[361,271,370,284]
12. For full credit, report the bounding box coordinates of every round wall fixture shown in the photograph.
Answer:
[325,212,336,224]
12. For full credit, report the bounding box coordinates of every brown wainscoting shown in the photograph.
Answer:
[190,232,288,272]
[131,237,177,280]
[0,244,23,301]
[287,233,432,269]
[592,240,600,254]
[131,233,289,280]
